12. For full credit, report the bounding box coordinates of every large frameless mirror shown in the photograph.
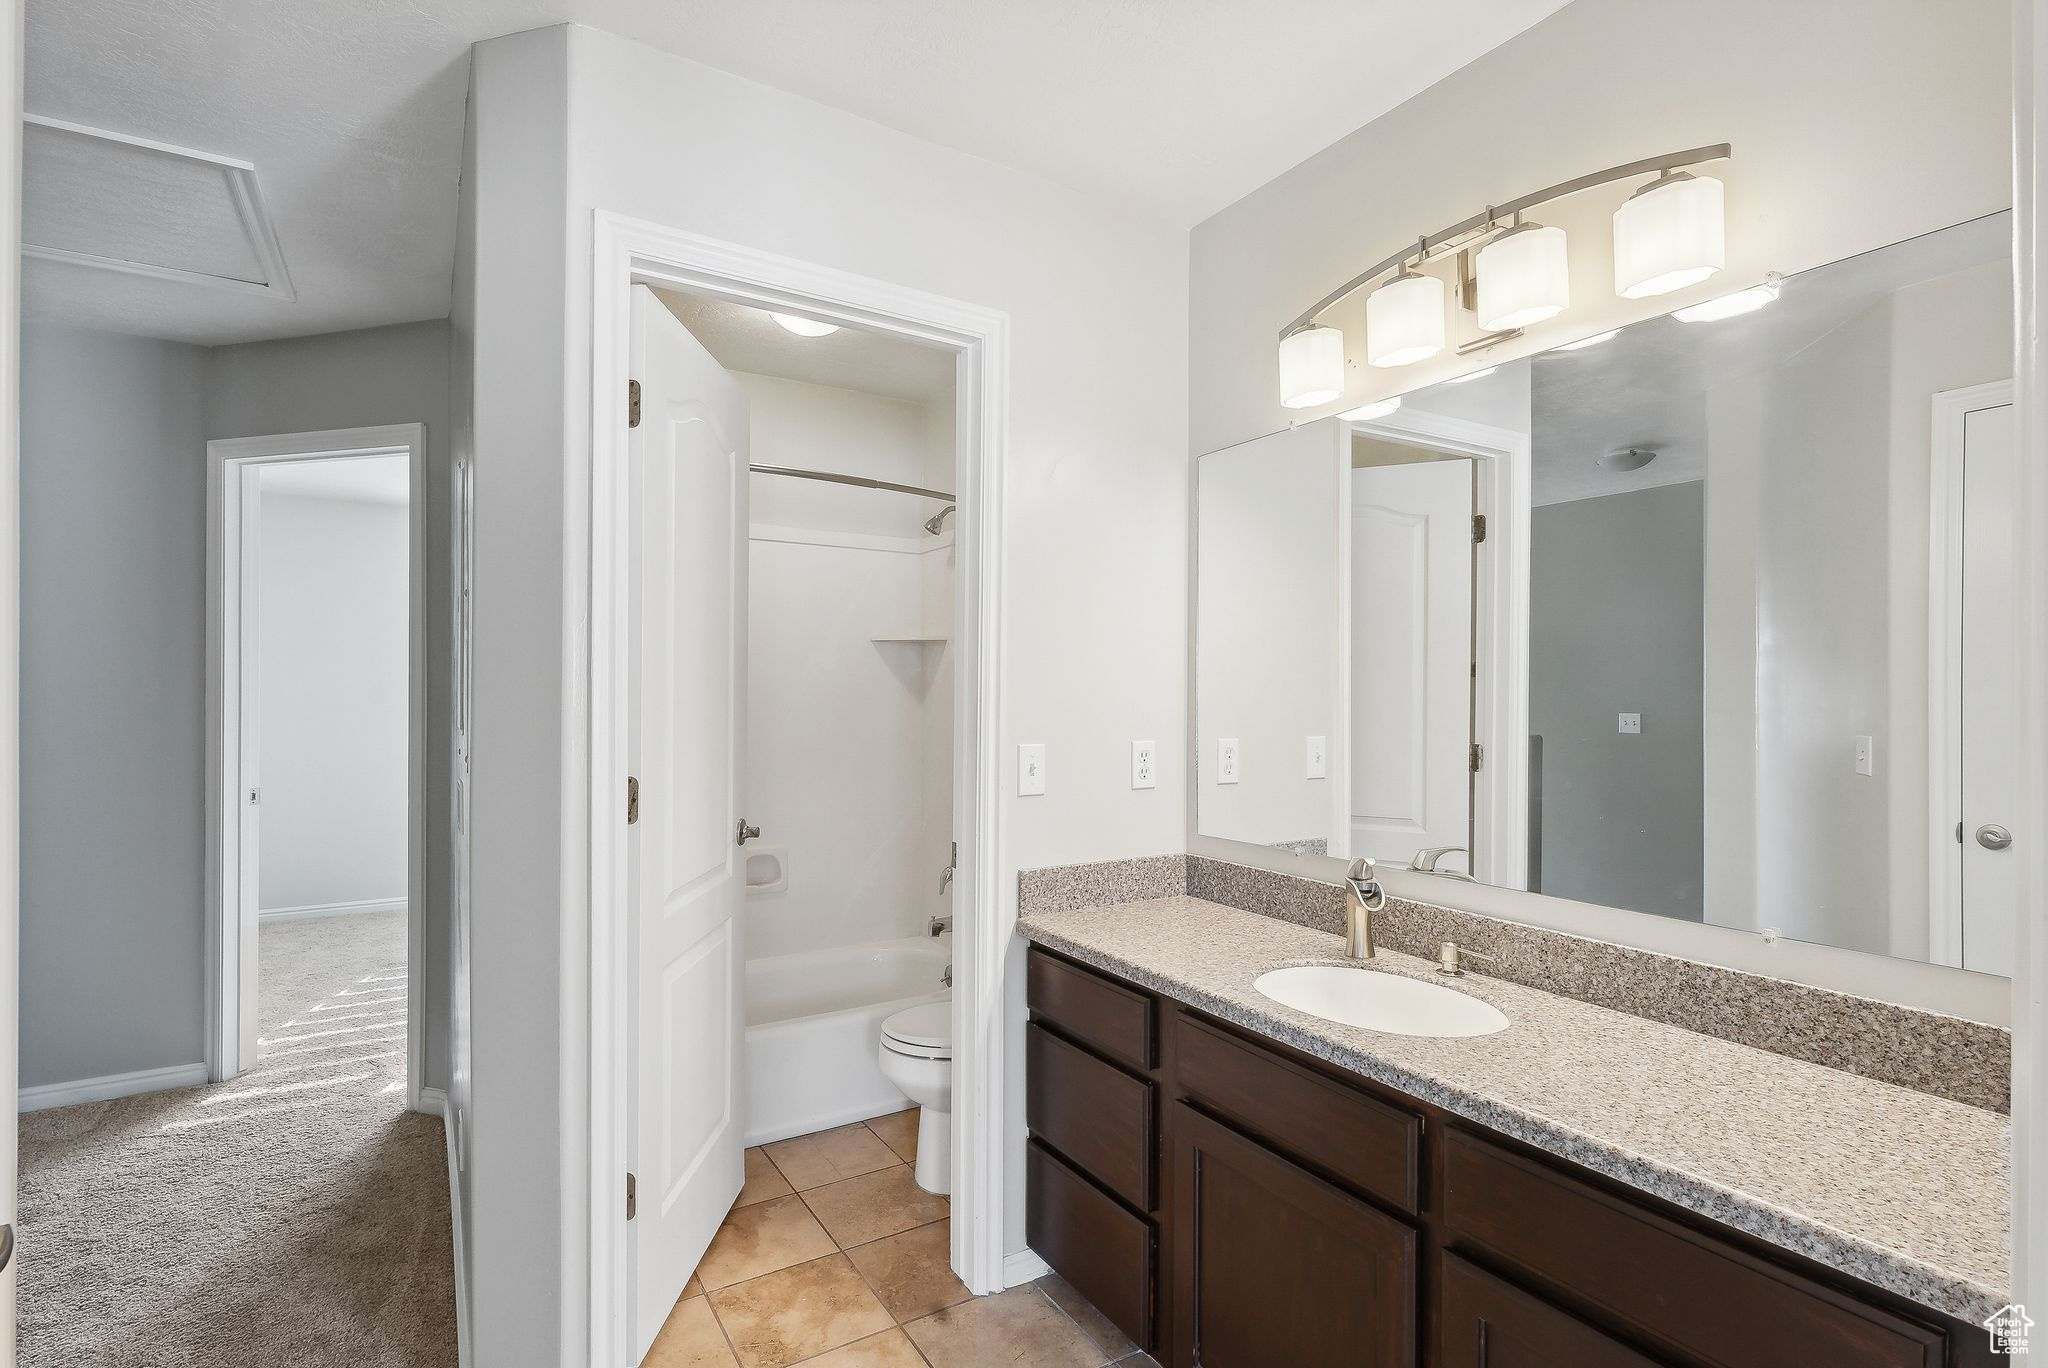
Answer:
[1195,212,2015,975]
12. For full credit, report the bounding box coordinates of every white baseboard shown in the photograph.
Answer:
[1002,1248,1050,1287]
[259,897,407,924]
[420,1087,472,1368]
[20,1061,209,1113]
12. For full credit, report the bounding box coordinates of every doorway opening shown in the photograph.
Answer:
[206,426,427,1107]
[587,218,1006,1368]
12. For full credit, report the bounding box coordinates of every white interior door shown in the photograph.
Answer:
[1960,400,2018,973]
[1350,459,1474,868]
[629,283,749,1357]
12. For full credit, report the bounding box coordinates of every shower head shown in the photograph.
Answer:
[923,505,957,535]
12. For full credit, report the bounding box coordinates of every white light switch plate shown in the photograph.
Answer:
[1305,735,1327,779]
[1131,739,1157,790]
[1855,734,1875,777]
[1217,738,1240,785]
[1018,743,1046,796]
[1618,713,1641,735]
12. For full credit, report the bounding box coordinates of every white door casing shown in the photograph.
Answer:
[628,284,748,1357]
[1349,459,1475,869]
[1930,383,2019,971]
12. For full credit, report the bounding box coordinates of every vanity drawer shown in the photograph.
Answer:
[1026,1139,1156,1351]
[1439,1253,1658,1367]
[1027,948,1156,1071]
[1026,1022,1155,1210]
[1174,1013,1419,1215]
[1441,1129,1944,1368]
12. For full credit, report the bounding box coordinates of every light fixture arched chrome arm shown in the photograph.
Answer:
[1276,142,1732,341]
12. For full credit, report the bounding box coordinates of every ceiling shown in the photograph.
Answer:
[654,290,956,401]
[23,0,1570,346]
[259,453,410,505]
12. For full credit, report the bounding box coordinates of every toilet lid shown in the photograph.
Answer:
[881,1002,951,1055]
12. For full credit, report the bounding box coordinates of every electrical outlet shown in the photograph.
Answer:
[1217,738,1241,784]
[1855,734,1875,777]
[1618,713,1641,735]
[1305,735,1327,779]
[1018,743,1046,796]
[1132,739,1157,790]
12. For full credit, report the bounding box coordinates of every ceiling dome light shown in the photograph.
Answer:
[1598,446,1658,471]
[771,312,841,337]
[1365,267,1446,368]
[1338,396,1402,422]
[1278,325,1346,409]
[1477,222,1569,332]
[1613,171,1725,299]
[1672,271,1781,323]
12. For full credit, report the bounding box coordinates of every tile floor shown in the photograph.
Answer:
[644,1109,1157,1368]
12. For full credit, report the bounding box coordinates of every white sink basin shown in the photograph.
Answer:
[1253,965,1510,1038]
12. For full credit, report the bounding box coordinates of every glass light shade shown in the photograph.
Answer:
[1278,326,1346,408]
[1477,223,1569,331]
[771,312,841,337]
[1613,173,1725,299]
[1365,269,1445,368]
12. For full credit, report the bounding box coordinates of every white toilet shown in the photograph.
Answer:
[877,1000,952,1194]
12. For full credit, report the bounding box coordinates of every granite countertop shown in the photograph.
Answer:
[1017,895,2010,1323]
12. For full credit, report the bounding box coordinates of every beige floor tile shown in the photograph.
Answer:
[1035,1272,1134,1360]
[644,1295,740,1368]
[766,1124,901,1191]
[686,1273,706,1299]
[863,1109,919,1165]
[844,1219,968,1322]
[738,1147,795,1208]
[791,1327,927,1367]
[697,1194,838,1290]
[708,1254,894,1368]
[904,1287,1106,1368]
[801,1166,949,1249]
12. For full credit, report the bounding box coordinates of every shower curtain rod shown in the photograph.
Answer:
[749,463,955,502]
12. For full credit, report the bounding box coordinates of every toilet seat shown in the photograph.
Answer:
[880,1002,951,1060]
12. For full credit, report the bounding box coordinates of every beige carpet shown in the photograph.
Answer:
[18,909,457,1368]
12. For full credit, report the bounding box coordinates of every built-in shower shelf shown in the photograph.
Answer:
[870,633,950,644]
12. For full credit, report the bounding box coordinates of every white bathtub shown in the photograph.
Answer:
[743,935,951,1146]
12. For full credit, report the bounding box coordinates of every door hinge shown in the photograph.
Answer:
[1472,513,1487,544]
[1470,742,1484,774]
[248,787,260,806]
[627,776,640,825]
[628,379,642,428]
[626,1171,637,1220]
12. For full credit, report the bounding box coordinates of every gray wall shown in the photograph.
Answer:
[20,319,455,1095]
[1529,481,1705,921]
[21,325,209,1089]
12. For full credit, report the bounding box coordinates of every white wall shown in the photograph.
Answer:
[254,484,410,913]
[20,324,208,1090]
[461,25,1188,1360]
[740,370,955,959]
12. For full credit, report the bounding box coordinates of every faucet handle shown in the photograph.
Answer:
[1346,856,1377,884]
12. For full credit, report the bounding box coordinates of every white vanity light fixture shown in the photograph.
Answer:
[1365,261,1446,368]
[1476,220,1570,331]
[1554,327,1621,351]
[1275,143,1730,386]
[1612,171,1725,298]
[1279,324,1347,408]
[1338,396,1402,422]
[1673,271,1781,323]
[771,311,841,337]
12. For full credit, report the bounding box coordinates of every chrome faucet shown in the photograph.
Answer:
[1409,846,1476,881]
[1343,857,1385,961]
[929,914,953,937]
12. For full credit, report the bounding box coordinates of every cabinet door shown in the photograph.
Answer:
[1171,1103,1415,1367]
[1439,1254,1660,1367]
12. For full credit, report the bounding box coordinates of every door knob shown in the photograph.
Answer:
[736,819,761,846]
[1977,824,2014,851]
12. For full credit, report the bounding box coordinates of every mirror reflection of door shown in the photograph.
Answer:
[1349,439,1474,872]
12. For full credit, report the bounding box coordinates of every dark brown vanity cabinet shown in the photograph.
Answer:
[1024,946,1994,1368]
